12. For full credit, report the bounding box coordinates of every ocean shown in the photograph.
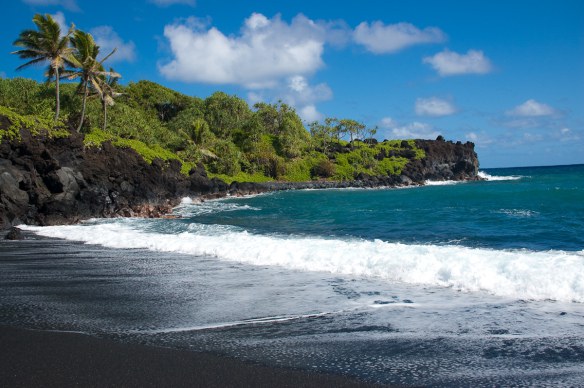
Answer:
[2,164,584,386]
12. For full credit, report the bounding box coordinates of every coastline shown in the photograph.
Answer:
[0,325,383,388]
[0,129,481,230]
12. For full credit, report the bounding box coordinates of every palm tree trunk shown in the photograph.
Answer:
[55,67,60,120]
[102,100,107,131]
[77,81,88,133]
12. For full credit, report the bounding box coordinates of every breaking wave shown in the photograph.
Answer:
[20,221,584,303]
[478,171,525,181]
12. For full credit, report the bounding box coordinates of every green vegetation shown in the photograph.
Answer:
[0,105,68,141]
[2,13,427,183]
[12,14,75,120]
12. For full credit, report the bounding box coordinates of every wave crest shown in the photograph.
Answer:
[478,171,524,181]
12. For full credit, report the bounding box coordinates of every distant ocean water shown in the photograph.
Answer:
[4,164,584,386]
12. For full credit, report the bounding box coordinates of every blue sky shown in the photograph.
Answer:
[3,0,583,168]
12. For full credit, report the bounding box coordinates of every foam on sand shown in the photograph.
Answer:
[20,221,584,303]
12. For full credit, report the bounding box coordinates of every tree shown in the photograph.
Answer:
[204,92,251,138]
[309,120,335,154]
[337,119,365,147]
[275,104,310,158]
[94,68,121,131]
[12,13,74,120]
[67,30,117,132]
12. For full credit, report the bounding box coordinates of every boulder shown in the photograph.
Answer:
[5,226,23,240]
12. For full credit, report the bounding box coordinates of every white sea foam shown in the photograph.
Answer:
[478,171,525,181]
[424,180,461,186]
[173,201,260,217]
[140,311,338,334]
[20,222,584,303]
[496,209,540,218]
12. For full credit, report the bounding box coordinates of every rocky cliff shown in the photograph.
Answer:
[0,129,480,229]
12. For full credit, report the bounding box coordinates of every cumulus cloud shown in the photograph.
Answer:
[415,97,456,117]
[149,0,195,6]
[423,49,492,76]
[380,117,441,139]
[159,13,328,88]
[285,75,332,106]
[22,0,79,11]
[299,105,322,122]
[90,26,136,63]
[262,75,332,122]
[285,76,332,122]
[506,99,556,117]
[353,21,445,54]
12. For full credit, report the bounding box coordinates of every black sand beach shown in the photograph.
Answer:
[0,325,383,387]
[0,235,384,387]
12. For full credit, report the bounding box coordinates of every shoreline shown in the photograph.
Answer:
[0,177,465,232]
[0,325,384,387]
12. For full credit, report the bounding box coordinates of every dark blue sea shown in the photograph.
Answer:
[3,164,584,386]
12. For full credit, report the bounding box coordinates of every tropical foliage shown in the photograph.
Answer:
[2,13,426,184]
[12,14,74,120]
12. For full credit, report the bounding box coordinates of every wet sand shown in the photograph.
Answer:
[0,325,383,387]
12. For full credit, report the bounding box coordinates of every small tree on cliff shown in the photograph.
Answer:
[12,14,75,120]
[67,30,118,132]
[96,68,122,131]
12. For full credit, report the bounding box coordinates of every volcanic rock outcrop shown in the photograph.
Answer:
[0,128,480,229]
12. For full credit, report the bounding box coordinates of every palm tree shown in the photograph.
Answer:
[12,14,74,120]
[67,30,117,132]
[94,68,121,131]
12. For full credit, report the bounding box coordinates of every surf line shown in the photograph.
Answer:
[132,311,343,334]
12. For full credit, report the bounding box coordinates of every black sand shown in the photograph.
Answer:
[0,325,383,387]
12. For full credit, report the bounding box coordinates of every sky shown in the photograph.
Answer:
[3,0,583,168]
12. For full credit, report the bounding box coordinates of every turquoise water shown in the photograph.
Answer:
[6,164,584,386]
[186,164,584,251]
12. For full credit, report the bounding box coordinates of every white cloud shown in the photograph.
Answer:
[280,75,332,122]
[285,75,332,105]
[299,105,322,122]
[465,131,493,147]
[423,49,492,76]
[415,97,456,117]
[149,0,195,6]
[22,0,79,11]
[159,13,327,88]
[556,127,581,142]
[391,122,441,139]
[380,118,441,139]
[506,99,556,117]
[379,117,398,129]
[353,21,445,54]
[0,71,6,78]
[50,11,68,34]
[90,26,136,63]
[247,91,264,106]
